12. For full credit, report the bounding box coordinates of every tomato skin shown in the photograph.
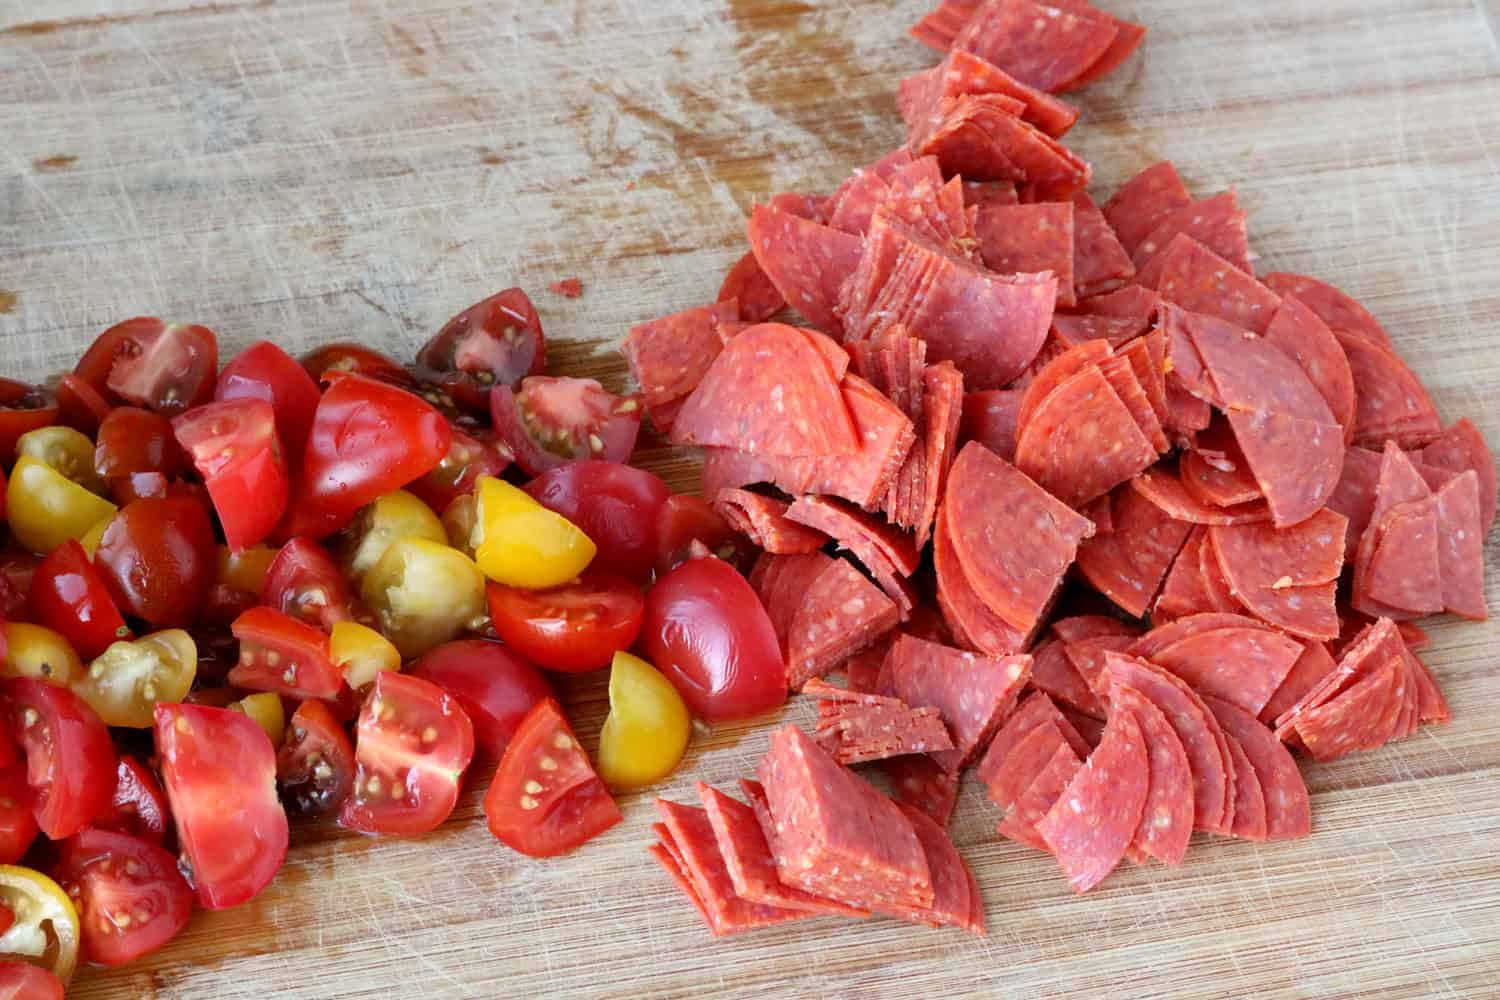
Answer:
[228,606,345,700]
[0,961,64,1000]
[489,377,643,477]
[28,541,131,662]
[596,651,690,790]
[485,574,644,674]
[5,457,118,556]
[4,679,117,840]
[53,828,194,966]
[94,406,185,483]
[276,699,356,816]
[0,378,60,462]
[215,340,322,460]
[173,399,290,551]
[524,462,669,582]
[56,374,113,437]
[153,703,287,909]
[639,557,788,722]
[0,552,42,622]
[406,428,513,514]
[0,762,40,864]
[95,496,216,628]
[96,755,169,844]
[261,537,362,631]
[300,342,415,388]
[484,698,620,858]
[652,495,753,577]
[101,320,219,416]
[407,639,552,757]
[414,288,547,414]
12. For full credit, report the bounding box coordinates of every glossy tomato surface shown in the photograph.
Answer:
[261,537,362,631]
[96,755,170,844]
[300,342,414,388]
[28,540,130,661]
[228,606,344,700]
[100,319,219,416]
[93,406,184,483]
[653,494,754,577]
[0,761,40,864]
[94,496,216,628]
[54,828,194,966]
[490,377,642,476]
[407,639,552,756]
[485,574,644,673]
[414,288,547,414]
[276,699,356,816]
[4,679,116,840]
[215,339,322,460]
[407,428,512,514]
[173,399,289,550]
[56,373,112,436]
[0,378,60,462]
[0,962,64,1000]
[524,462,669,582]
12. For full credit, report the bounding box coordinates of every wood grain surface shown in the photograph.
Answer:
[3,1,1500,997]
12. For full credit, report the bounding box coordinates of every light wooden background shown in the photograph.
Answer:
[3,1,1499,997]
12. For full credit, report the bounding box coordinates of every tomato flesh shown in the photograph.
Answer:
[94,406,184,486]
[276,699,356,816]
[489,376,642,476]
[0,961,64,1000]
[653,494,754,577]
[414,288,547,414]
[28,540,130,662]
[0,763,40,864]
[407,428,512,514]
[524,462,669,582]
[228,606,344,700]
[215,340,322,460]
[4,679,116,840]
[0,378,60,463]
[261,537,362,631]
[56,374,113,437]
[407,639,552,757]
[485,574,644,673]
[53,828,194,966]
[95,496,216,629]
[173,399,290,551]
[96,756,169,845]
[300,342,414,388]
[101,319,219,416]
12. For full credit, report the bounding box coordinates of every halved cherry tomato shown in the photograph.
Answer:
[472,478,596,589]
[407,639,551,757]
[406,428,513,514]
[98,319,218,416]
[75,630,196,728]
[485,574,643,673]
[93,406,184,487]
[360,538,486,659]
[484,698,620,858]
[95,496,215,628]
[639,556,787,722]
[15,428,107,497]
[55,375,111,437]
[28,541,130,662]
[596,652,690,790]
[53,828,194,966]
[173,399,289,551]
[413,289,547,414]
[154,703,287,909]
[218,545,277,595]
[338,672,474,836]
[300,342,414,388]
[328,621,400,690]
[0,865,79,984]
[489,376,642,476]
[95,756,169,844]
[215,340,321,460]
[4,680,115,840]
[0,960,64,999]
[261,537,362,632]
[5,458,118,555]
[0,379,59,463]
[297,373,452,538]
[230,692,286,746]
[0,765,39,864]
[72,318,156,398]
[339,490,446,584]
[1,625,82,687]
[276,699,356,817]
[653,494,753,577]
[228,607,344,700]
[524,462,670,582]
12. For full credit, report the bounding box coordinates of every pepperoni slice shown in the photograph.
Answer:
[1076,484,1194,618]
[1103,162,1193,256]
[1131,191,1252,276]
[900,48,1079,143]
[982,720,1072,811]
[1334,330,1443,450]
[918,95,1091,200]
[953,0,1120,93]
[1149,627,1304,719]
[1029,638,1106,718]
[997,740,1083,852]
[881,755,962,828]
[975,202,1077,307]
[717,252,786,324]
[932,500,1030,655]
[1261,271,1394,349]
[1037,708,1149,893]
[1016,364,1158,507]
[960,389,1023,465]
[1108,682,1194,865]
[1418,418,1496,533]
[885,633,1031,772]
[1149,235,1282,334]
[1201,696,1310,839]
[1262,295,1358,441]
[1207,509,1345,640]
[712,489,828,556]
[746,204,864,333]
[654,800,807,934]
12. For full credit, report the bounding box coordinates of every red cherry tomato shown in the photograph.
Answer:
[53,827,194,966]
[484,698,620,858]
[639,556,787,722]
[96,755,170,844]
[261,537,362,631]
[338,672,475,836]
[95,319,219,416]
[173,399,289,551]
[276,699,356,816]
[4,679,117,839]
[28,540,131,661]
[300,342,415,387]
[652,494,754,577]
[215,340,322,460]
[154,702,287,909]
[93,406,184,480]
[228,606,345,700]
[406,428,512,514]
[0,378,59,461]
[524,462,669,582]
[56,374,113,436]
[95,496,217,628]
[413,288,547,414]
[489,376,642,477]
[0,551,42,622]
[0,962,64,1000]
[485,574,644,674]
[407,639,552,757]
[0,761,40,864]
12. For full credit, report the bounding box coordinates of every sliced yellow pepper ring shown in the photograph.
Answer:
[5,457,118,555]
[1,624,83,687]
[231,691,287,746]
[596,651,691,790]
[15,426,108,497]
[340,490,447,584]
[73,629,197,728]
[472,477,596,589]
[361,538,486,659]
[329,620,402,689]
[0,865,80,983]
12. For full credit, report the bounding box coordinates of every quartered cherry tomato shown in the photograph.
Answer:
[4,680,116,840]
[338,672,474,836]
[53,828,194,966]
[93,406,184,491]
[653,494,753,577]
[5,458,118,555]
[90,319,218,416]
[153,703,287,909]
[228,606,344,701]
[413,288,547,414]
[595,652,690,790]
[14,427,107,497]
[0,865,79,984]
[173,399,289,551]
[96,756,169,844]
[407,640,551,757]
[472,478,596,589]
[95,496,215,628]
[0,764,40,865]
[55,374,112,437]
[639,556,788,722]
[360,538,486,659]
[484,698,620,858]
[73,630,196,728]
[328,621,400,690]
[276,699,356,817]
[0,960,65,999]
[1,624,82,687]
[28,541,130,662]
[215,340,321,460]
[300,343,414,388]
[230,692,286,746]
[407,428,512,514]
[524,462,669,582]
[489,376,642,476]
[261,537,361,632]
[339,490,446,584]
[0,379,59,462]
[485,573,643,673]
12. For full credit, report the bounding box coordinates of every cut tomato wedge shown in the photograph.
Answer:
[489,376,642,476]
[215,339,322,461]
[276,699,356,817]
[228,606,345,701]
[95,755,170,844]
[0,379,61,462]
[524,462,669,582]
[485,573,644,673]
[414,288,547,414]
[4,680,116,840]
[53,828,194,966]
[173,398,290,551]
[99,319,219,416]
[261,537,363,631]
[27,540,130,662]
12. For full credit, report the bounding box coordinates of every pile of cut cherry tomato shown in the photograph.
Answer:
[0,289,788,994]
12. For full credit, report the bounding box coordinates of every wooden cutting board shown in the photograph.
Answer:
[4,1,1499,996]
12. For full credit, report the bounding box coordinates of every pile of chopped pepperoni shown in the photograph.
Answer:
[638,0,1493,930]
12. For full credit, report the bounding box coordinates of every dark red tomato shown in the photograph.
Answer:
[490,376,642,477]
[0,761,40,864]
[300,342,414,387]
[54,828,194,966]
[298,373,452,538]
[338,672,475,836]
[95,496,216,628]
[276,699,356,816]
[96,755,169,844]
[653,494,754,577]
[260,537,361,631]
[407,639,552,757]
[28,541,131,661]
[154,703,287,909]
[173,399,289,551]
[485,574,644,674]
[94,319,218,416]
[4,679,116,839]
[0,962,64,1000]
[0,378,59,461]
[56,374,113,436]
[414,288,547,414]
[639,556,787,722]
[484,698,620,858]
[406,428,513,514]
[0,551,41,621]
[228,606,344,700]
[94,406,184,480]
[524,462,669,582]
[181,686,247,708]
[198,582,258,628]
[215,340,321,460]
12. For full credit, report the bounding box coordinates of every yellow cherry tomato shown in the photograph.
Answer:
[0,864,80,983]
[1,624,82,687]
[5,457,118,554]
[472,477,595,589]
[441,493,478,558]
[340,490,446,584]
[329,620,401,689]
[73,629,196,728]
[231,691,287,746]
[360,538,485,658]
[15,426,108,496]
[596,651,691,790]
[217,544,279,595]
[78,515,113,560]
